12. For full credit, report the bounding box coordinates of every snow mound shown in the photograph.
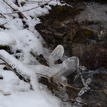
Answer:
[0,32,16,46]
[0,91,62,107]
[0,0,70,107]
[11,29,43,55]
[76,3,107,23]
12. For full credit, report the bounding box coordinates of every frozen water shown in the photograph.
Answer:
[0,32,16,46]
[0,0,82,107]
[75,2,107,29]
[49,45,64,67]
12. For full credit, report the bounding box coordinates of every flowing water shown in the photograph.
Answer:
[63,2,107,107]
[75,2,107,31]
[36,2,107,106]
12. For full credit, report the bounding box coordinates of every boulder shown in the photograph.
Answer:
[35,4,107,69]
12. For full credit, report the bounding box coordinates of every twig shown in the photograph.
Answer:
[0,90,4,92]
[36,73,51,78]
[25,1,49,4]
[0,13,6,18]
[0,90,11,96]
[3,0,28,20]
[0,22,8,29]
[36,73,81,90]
[0,57,11,66]
[3,0,53,15]
[41,16,48,22]
[0,22,8,26]
[3,0,15,10]
[52,77,81,90]
[36,73,107,94]
[0,57,30,83]
[0,63,11,67]
[0,58,106,94]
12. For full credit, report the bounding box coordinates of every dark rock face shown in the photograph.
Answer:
[36,23,70,48]
[67,70,107,107]
[35,4,107,70]
[81,44,107,69]
[63,0,107,4]
[35,5,80,55]
[35,3,107,106]
[70,4,107,70]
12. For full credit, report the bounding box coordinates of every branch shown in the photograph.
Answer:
[0,13,6,18]
[0,90,11,96]
[3,0,53,15]
[0,58,30,83]
[36,73,107,94]
[0,57,106,94]
[3,0,28,19]
[0,63,11,67]
[0,60,105,94]
[3,0,15,10]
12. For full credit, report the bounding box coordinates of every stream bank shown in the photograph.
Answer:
[35,1,107,107]
[36,2,107,70]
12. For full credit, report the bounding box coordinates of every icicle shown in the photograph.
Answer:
[54,56,79,82]
[78,78,92,96]
[49,45,64,67]
[62,56,79,77]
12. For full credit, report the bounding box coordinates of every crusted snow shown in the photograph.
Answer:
[0,0,65,107]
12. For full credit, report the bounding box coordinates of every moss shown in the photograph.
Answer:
[81,29,97,39]
[73,29,98,43]
[20,2,26,6]
[53,5,79,14]
[51,5,80,19]
[30,51,36,57]
[0,45,11,53]
[53,5,64,13]
[0,45,9,48]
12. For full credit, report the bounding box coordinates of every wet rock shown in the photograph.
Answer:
[41,5,80,22]
[63,0,107,4]
[82,73,107,107]
[70,26,98,44]
[35,5,80,48]
[71,28,107,69]
[66,68,107,107]
[35,4,107,69]
[81,44,107,69]
[36,23,69,49]
[35,2,107,107]
[72,44,86,57]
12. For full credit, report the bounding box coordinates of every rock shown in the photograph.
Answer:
[35,3,107,107]
[0,32,16,46]
[41,5,80,21]
[35,23,69,49]
[35,5,80,48]
[66,68,107,107]
[81,44,107,69]
[72,44,86,57]
[35,4,107,69]
[63,0,107,4]
[67,26,107,69]
[85,72,107,106]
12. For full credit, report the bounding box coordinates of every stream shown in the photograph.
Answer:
[36,1,107,107]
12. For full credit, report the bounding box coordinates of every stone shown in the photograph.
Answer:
[35,3,107,107]
[35,3,107,69]
[62,0,107,4]
[81,44,107,69]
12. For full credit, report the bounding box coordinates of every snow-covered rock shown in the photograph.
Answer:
[0,32,16,46]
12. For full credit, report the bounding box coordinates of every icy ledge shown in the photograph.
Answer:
[0,50,62,107]
[0,50,39,90]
